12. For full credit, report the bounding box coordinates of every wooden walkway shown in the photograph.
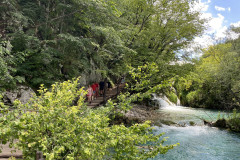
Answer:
[0,84,125,159]
[87,83,125,108]
[0,143,22,160]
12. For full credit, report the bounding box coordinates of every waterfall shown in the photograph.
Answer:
[152,94,176,108]
[177,97,181,106]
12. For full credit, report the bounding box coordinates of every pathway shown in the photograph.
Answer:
[0,143,22,160]
[87,83,125,108]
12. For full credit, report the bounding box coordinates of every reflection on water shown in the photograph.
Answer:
[150,96,240,160]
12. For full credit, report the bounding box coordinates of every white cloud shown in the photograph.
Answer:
[231,21,240,27]
[193,35,215,48]
[227,21,240,39]
[215,26,228,39]
[215,6,226,11]
[190,0,210,12]
[185,1,231,57]
[197,8,229,40]
[228,7,231,12]
[227,31,240,40]
[184,34,215,58]
[207,14,225,34]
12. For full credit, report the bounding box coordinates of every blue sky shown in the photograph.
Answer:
[209,0,240,27]
[188,0,240,54]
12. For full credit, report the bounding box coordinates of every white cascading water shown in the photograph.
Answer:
[152,94,184,114]
[176,97,181,106]
[152,93,176,108]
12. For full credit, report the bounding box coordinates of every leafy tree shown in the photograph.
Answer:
[0,40,25,90]
[175,27,240,109]
[0,0,206,91]
[116,0,205,66]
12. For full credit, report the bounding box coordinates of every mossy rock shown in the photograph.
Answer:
[189,121,195,126]
[159,120,176,126]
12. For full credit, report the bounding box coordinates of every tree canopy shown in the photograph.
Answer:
[0,0,205,89]
[175,27,240,110]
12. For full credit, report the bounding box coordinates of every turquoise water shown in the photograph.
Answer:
[150,101,240,160]
[158,105,229,125]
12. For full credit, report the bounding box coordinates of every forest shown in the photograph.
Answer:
[0,0,240,159]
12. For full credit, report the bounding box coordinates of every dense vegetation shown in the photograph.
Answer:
[175,27,240,111]
[0,0,208,158]
[172,27,240,131]
[0,0,204,90]
[0,78,179,159]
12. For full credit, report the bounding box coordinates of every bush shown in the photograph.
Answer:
[227,109,240,132]
[185,90,203,107]
[0,78,177,159]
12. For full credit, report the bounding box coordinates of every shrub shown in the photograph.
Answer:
[0,78,177,159]
[185,90,203,107]
[227,109,240,132]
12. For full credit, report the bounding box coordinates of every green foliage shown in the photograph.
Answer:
[0,78,177,159]
[186,91,199,106]
[175,31,240,109]
[128,63,172,92]
[117,0,205,65]
[0,0,205,91]
[0,40,25,90]
[227,109,240,132]
[166,92,178,104]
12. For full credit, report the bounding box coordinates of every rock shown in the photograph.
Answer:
[121,105,164,126]
[189,121,195,126]
[203,120,213,126]
[3,85,35,105]
[213,119,227,128]
[78,71,102,88]
[203,119,227,129]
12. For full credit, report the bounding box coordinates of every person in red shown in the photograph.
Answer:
[94,82,99,97]
[91,83,97,99]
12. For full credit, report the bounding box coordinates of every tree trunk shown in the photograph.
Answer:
[117,77,121,95]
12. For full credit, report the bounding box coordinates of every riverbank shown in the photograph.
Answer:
[111,104,178,127]
[111,104,159,126]
[204,117,240,132]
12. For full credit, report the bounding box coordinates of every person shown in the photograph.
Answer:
[91,83,97,99]
[95,82,99,97]
[87,85,93,102]
[99,81,104,96]
[107,81,111,91]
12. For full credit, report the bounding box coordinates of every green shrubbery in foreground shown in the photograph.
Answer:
[227,109,240,132]
[0,78,177,159]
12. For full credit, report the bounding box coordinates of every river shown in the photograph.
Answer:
[150,96,240,160]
